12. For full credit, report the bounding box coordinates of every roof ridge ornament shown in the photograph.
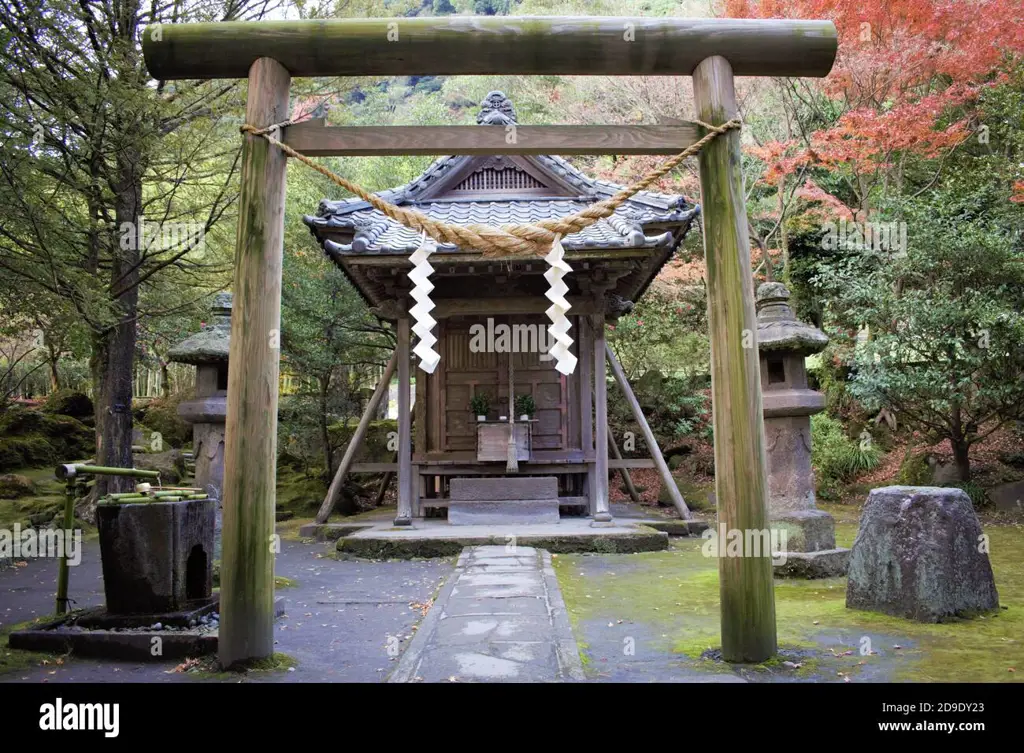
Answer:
[477,91,517,126]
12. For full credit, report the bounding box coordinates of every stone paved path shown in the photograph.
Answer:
[388,545,584,683]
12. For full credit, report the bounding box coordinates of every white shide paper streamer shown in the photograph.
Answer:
[544,236,577,375]
[409,235,440,374]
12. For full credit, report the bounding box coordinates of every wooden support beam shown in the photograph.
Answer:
[373,469,393,507]
[143,18,837,81]
[592,313,612,524]
[395,316,413,526]
[351,462,399,473]
[315,351,398,524]
[219,57,290,671]
[284,121,699,156]
[604,343,691,520]
[608,429,641,504]
[609,458,655,469]
[694,55,777,664]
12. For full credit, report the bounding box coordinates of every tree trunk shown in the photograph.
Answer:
[319,373,333,480]
[90,317,137,501]
[48,355,61,393]
[160,362,170,398]
[952,437,971,482]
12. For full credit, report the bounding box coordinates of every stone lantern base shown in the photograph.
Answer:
[771,509,850,578]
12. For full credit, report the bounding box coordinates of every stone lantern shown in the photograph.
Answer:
[167,293,231,554]
[756,282,849,577]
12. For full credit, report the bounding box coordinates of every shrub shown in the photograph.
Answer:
[896,450,932,485]
[0,407,94,471]
[41,389,93,419]
[134,394,191,448]
[0,473,36,499]
[811,413,882,487]
[469,393,491,417]
[948,481,989,509]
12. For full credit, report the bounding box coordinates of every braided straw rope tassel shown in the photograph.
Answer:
[544,235,577,375]
[409,234,440,373]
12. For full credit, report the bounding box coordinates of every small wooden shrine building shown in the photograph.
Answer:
[304,92,695,525]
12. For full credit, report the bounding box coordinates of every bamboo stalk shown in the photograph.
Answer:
[54,482,75,615]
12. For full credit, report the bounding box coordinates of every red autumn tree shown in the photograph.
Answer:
[728,0,1024,217]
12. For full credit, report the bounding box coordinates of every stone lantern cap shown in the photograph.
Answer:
[167,292,232,365]
[756,282,828,355]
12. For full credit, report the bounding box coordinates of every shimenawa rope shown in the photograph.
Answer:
[239,117,741,258]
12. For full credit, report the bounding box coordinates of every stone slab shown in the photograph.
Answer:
[988,479,1024,512]
[641,519,710,537]
[771,508,837,552]
[448,499,560,526]
[449,476,558,501]
[387,547,584,682]
[773,548,850,578]
[8,598,286,661]
[298,522,374,541]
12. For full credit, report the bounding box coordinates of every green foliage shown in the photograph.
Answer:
[470,392,491,416]
[811,414,882,490]
[608,285,708,382]
[514,393,535,417]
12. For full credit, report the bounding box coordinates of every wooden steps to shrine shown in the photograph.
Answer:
[447,477,560,525]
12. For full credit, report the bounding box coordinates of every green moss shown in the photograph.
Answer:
[275,466,328,517]
[554,523,1024,682]
[0,617,64,676]
[184,651,297,678]
[0,467,71,529]
[274,575,297,589]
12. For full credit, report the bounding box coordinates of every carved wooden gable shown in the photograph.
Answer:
[425,154,577,199]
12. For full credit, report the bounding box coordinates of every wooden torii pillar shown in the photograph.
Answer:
[143,16,836,668]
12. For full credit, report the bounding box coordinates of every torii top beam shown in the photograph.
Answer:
[142,16,837,81]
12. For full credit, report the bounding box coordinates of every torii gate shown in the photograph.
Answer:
[142,16,837,669]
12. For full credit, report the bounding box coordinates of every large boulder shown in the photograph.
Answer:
[0,473,36,499]
[42,389,94,419]
[846,486,999,622]
[133,449,186,485]
[0,408,94,471]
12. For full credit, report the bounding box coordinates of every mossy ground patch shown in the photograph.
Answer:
[554,519,1023,682]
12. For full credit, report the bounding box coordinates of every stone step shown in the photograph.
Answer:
[450,476,557,502]
[448,499,560,526]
